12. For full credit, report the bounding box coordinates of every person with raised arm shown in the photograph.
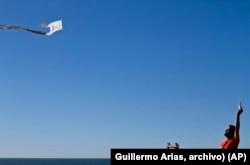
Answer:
[220,102,243,149]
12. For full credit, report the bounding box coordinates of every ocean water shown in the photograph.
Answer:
[0,158,110,165]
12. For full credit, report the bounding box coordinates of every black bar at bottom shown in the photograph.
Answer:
[111,149,250,165]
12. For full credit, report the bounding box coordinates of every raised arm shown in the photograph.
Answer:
[235,103,243,139]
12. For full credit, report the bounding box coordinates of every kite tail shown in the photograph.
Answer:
[21,27,47,35]
[0,24,46,35]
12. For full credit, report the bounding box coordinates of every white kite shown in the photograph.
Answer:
[0,20,63,36]
[41,20,63,36]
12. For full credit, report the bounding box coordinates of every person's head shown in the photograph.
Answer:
[175,143,179,149]
[224,125,235,138]
[166,142,171,149]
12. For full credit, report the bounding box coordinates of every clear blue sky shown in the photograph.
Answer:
[0,0,249,158]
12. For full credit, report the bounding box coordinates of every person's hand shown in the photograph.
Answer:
[237,103,243,116]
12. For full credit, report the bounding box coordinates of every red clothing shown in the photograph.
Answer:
[220,137,240,149]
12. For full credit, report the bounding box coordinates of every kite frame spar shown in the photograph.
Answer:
[0,20,63,36]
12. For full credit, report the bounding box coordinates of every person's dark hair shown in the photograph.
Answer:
[225,125,236,138]
[229,125,235,132]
